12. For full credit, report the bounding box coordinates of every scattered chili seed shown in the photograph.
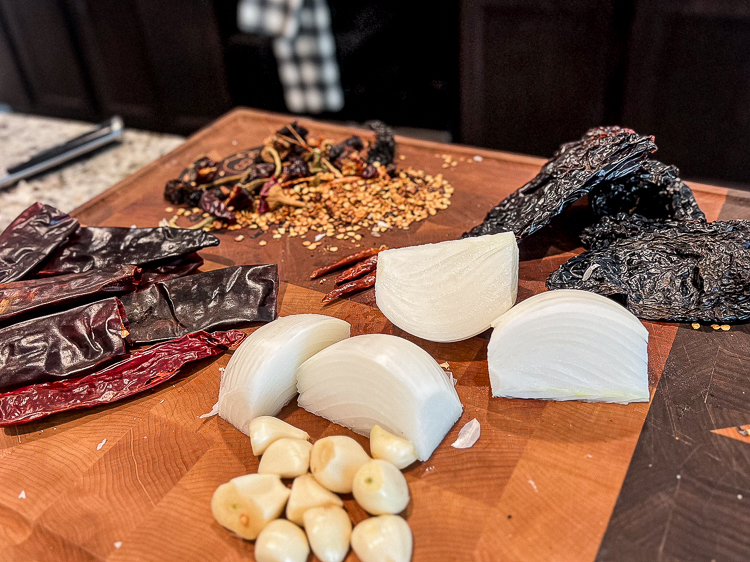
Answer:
[711,324,720,330]
[721,325,730,331]
[234,235,245,242]
[165,207,174,213]
[259,240,267,246]
[691,323,700,330]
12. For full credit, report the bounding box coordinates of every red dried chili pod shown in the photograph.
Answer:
[310,246,386,279]
[322,273,376,304]
[334,254,378,284]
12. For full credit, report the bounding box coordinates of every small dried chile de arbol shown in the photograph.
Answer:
[36,226,219,276]
[0,330,246,426]
[121,264,278,345]
[0,203,79,283]
[0,264,140,324]
[0,298,129,392]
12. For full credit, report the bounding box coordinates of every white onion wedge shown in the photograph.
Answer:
[296,334,463,461]
[375,232,518,342]
[488,289,649,403]
[218,314,350,435]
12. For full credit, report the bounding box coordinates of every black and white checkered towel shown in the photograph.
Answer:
[238,0,344,113]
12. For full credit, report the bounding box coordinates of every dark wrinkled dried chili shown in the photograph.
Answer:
[310,246,386,279]
[334,254,378,284]
[36,226,219,276]
[199,190,236,223]
[0,265,140,324]
[225,184,253,211]
[0,298,129,392]
[463,127,656,239]
[139,252,204,285]
[0,203,79,283]
[365,121,395,166]
[322,273,376,304]
[121,264,278,344]
[0,330,246,426]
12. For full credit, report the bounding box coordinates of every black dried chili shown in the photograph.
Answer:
[139,252,204,285]
[0,330,246,426]
[334,254,378,284]
[310,246,386,279]
[322,273,376,304]
[0,298,129,392]
[0,265,140,324]
[36,226,219,276]
[120,265,278,345]
[199,190,236,224]
[0,203,79,283]
[365,121,396,166]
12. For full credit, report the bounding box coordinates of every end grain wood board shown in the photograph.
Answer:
[0,108,739,562]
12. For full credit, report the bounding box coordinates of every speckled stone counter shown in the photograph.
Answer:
[0,113,184,230]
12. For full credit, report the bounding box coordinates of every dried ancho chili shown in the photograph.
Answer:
[0,298,129,392]
[0,203,79,283]
[120,265,278,344]
[0,265,140,324]
[588,160,704,222]
[463,127,656,239]
[37,226,219,275]
[0,330,246,426]
[547,217,750,323]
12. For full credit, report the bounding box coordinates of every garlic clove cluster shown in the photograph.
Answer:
[286,473,343,526]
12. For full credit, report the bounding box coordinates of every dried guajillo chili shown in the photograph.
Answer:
[121,265,278,344]
[334,254,378,284]
[0,264,140,324]
[36,226,219,276]
[139,252,204,285]
[0,298,129,392]
[0,202,79,283]
[310,246,386,279]
[322,273,376,304]
[0,330,246,426]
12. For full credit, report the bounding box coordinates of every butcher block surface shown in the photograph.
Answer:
[1,108,748,562]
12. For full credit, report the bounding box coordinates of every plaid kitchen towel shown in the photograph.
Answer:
[237,0,344,114]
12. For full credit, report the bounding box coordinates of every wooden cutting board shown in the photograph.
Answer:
[0,108,739,562]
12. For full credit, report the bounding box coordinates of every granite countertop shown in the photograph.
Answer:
[0,113,184,230]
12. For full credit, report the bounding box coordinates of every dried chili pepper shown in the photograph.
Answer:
[0,265,140,324]
[334,254,378,284]
[322,273,376,304]
[36,226,219,276]
[139,252,204,285]
[365,121,396,166]
[0,203,79,283]
[199,190,236,224]
[164,179,189,205]
[0,298,129,392]
[0,330,246,426]
[463,127,656,239]
[225,184,253,211]
[310,246,386,279]
[121,265,278,344]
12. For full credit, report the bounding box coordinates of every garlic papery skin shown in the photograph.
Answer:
[489,289,649,403]
[218,314,350,435]
[352,459,410,515]
[210,474,290,540]
[254,519,310,562]
[369,425,418,469]
[286,473,344,526]
[351,515,413,562]
[309,435,371,494]
[303,506,352,562]
[375,232,518,342]
[297,334,463,461]
[249,416,310,456]
[257,438,313,479]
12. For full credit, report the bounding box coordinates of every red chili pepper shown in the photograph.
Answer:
[334,254,378,284]
[311,246,386,279]
[322,273,376,304]
[0,330,246,426]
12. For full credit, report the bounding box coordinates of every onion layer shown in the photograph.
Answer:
[375,232,518,342]
[218,314,350,434]
[296,334,463,461]
[488,289,649,403]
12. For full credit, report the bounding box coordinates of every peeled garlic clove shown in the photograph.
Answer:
[352,459,409,515]
[303,506,352,562]
[286,473,344,526]
[211,473,290,540]
[310,435,370,494]
[351,515,413,562]
[257,438,313,479]
[255,519,310,562]
[369,425,418,469]
[249,416,310,456]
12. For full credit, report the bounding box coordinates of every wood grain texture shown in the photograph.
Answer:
[0,108,736,561]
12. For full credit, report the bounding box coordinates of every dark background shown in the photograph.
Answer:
[1,0,749,185]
